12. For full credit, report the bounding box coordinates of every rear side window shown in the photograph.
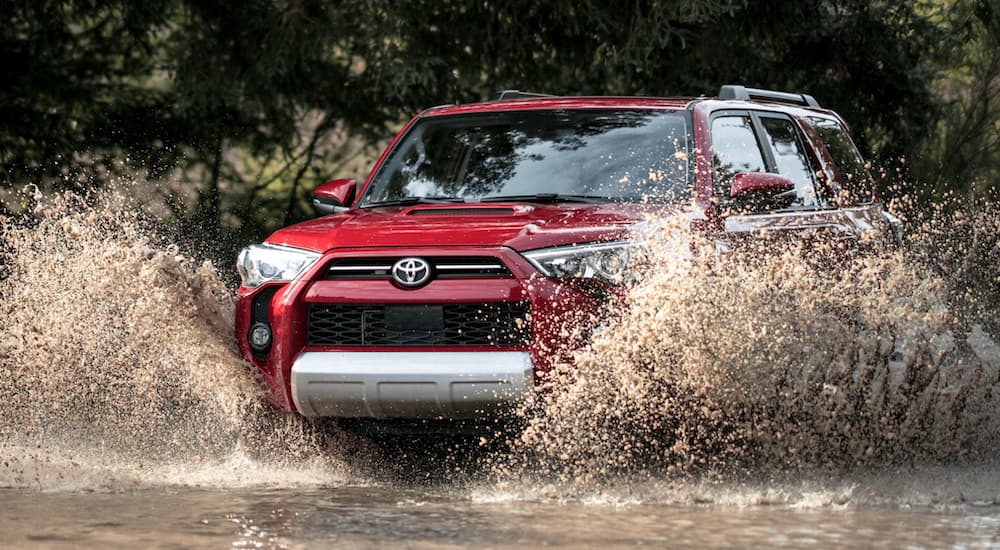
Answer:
[809,117,874,204]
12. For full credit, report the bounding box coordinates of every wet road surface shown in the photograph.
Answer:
[4,484,1000,548]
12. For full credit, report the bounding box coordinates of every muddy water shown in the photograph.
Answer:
[2,189,1000,547]
[3,478,1000,548]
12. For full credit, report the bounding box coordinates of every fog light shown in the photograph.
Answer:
[248,322,272,351]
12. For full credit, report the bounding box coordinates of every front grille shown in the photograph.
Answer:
[324,257,510,280]
[308,302,531,347]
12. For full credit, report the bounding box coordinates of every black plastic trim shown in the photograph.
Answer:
[250,286,280,360]
[719,85,820,108]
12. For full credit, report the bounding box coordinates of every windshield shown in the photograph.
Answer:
[360,109,693,206]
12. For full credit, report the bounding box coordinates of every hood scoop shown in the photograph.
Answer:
[406,207,518,216]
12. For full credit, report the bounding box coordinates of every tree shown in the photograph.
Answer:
[1,0,990,253]
[912,0,1000,198]
[0,1,175,185]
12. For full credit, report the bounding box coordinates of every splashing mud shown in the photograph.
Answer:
[502,203,1000,487]
[3,184,999,508]
[0,188,359,491]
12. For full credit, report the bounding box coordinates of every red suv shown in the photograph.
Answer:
[235,86,893,421]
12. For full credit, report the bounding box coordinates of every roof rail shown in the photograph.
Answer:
[490,90,556,101]
[718,85,820,108]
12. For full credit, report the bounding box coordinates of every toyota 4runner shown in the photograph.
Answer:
[235,85,894,422]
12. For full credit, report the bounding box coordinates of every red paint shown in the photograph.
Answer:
[729,172,794,199]
[266,203,654,253]
[312,178,357,207]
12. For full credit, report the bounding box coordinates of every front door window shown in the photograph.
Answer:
[711,115,767,206]
[711,111,824,213]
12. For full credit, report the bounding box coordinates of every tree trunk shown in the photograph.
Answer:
[283,121,326,226]
[203,136,224,235]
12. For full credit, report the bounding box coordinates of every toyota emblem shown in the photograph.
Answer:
[391,257,432,288]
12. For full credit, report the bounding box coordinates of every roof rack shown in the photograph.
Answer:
[490,90,556,101]
[718,85,820,108]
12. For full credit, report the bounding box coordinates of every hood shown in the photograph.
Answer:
[266,202,678,253]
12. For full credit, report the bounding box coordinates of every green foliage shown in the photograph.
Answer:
[912,0,1000,199]
[1,1,175,182]
[1,0,996,252]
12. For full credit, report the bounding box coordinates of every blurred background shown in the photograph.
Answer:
[1,0,997,259]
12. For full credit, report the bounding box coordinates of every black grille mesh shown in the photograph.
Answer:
[308,302,530,347]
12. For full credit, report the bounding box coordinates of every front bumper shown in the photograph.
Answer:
[237,245,613,417]
[290,351,534,418]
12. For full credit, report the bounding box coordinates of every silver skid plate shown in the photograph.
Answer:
[290,351,533,419]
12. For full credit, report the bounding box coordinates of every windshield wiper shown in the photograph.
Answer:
[364,196,466,208]
[476,193,613,204]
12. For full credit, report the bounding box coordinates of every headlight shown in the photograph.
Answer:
[236,243,320,288]
[522,241,633,284]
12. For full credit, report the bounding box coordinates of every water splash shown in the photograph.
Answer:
[0,187,362,491]
[500,204,1000,487]
[3,185,999,506]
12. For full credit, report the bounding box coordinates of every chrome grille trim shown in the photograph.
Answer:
[328,265,393,271]
[324,256,511,279]
[435,263,504,271]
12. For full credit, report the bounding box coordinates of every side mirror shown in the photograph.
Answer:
[730,172,794,199]
[728,172,795,213]
[312,178,357,215]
